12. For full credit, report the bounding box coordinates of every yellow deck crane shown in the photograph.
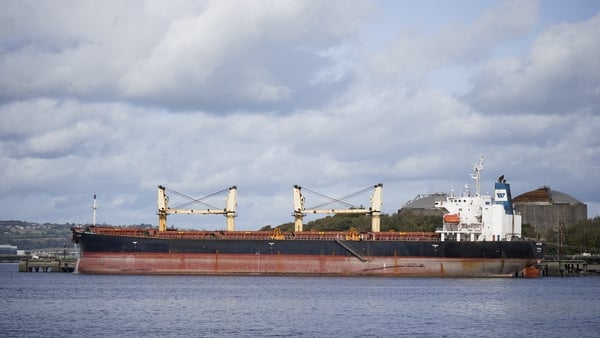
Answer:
[157,185,237,232]
[292,183,383,233]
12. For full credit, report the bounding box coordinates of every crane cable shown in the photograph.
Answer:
[165,186,230,210]
[301,185,374,210]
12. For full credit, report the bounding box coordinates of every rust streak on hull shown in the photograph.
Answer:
[77,252,534,277]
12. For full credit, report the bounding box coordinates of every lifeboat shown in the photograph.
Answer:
[521,265,541,278]
[443,214,461,223]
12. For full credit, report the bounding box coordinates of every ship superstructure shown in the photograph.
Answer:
[435,157,522,242]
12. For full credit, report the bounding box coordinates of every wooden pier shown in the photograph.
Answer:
[18,257,77,273]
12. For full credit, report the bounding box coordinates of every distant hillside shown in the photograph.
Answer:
[0,221,151,250]
[260,212,442,233]
[0,220,75,250]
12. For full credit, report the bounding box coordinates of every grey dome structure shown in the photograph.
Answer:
[513,186,587,234]
[398,193,447,216]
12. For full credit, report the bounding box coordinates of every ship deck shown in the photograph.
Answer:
[75,226,440,241]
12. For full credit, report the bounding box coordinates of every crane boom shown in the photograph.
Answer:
[157,185,237,232]
[293,184,383,232]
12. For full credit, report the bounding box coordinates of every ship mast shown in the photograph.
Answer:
[157,185,237,232]
[470,156,484,196]
[92,194,98,226]
[293,184,383,233]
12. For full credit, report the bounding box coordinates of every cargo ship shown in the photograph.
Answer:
[72,158,543,277]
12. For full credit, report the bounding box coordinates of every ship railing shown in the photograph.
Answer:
[87,227,441,241]
[443,223,459,231]
[151,231,279,240]
[285,231,439,241]
[155,231,217,240]
[439,224,483,232]
[89,227,149,237]
[214,231,275,240]
[457,224,482,232]
[370,232,439,241]
[292,232,349,241]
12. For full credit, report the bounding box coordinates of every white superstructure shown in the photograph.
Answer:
[435,157,522,242]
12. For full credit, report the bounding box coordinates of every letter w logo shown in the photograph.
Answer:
[497,193,506,198]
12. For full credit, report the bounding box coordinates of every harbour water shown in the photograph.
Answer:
[1,263,599,337]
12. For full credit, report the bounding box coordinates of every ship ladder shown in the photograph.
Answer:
[335,239,368,262]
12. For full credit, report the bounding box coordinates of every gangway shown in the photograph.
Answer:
[335,239,368,262]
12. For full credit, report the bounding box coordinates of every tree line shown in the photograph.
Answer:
[262,212,443,233]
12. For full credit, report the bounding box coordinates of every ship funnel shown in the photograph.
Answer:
[494,181,514,215]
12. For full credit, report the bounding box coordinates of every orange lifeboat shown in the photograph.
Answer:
[521,265,541,278]
[443,214,460,223]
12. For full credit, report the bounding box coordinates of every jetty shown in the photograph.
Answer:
[18,256,77,272]
[535,259,587,277]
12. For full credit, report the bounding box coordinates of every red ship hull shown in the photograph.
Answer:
[76,252,536,277]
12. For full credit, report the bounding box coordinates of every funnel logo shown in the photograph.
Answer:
[495,189,508,201]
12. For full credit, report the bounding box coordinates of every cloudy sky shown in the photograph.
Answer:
[1,0,599,230]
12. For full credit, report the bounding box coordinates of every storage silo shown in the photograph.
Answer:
[513,186,587,234]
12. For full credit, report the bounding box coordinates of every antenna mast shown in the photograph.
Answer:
[470,156,484,196]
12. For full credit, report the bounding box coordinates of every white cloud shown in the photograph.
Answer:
[117,0,373,109]
[1,1,599,229]
[369,0,538,82]
[1,1,371,110]
[466,12,600,115]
